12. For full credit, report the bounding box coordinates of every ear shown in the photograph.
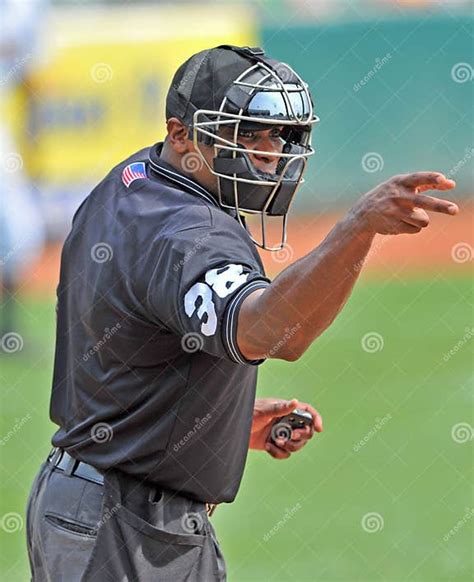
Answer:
[166,118,191,154]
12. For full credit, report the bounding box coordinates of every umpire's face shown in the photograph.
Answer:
[217,124,285,176]
[164,117,284,194]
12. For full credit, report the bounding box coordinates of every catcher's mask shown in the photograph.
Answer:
[166,45,319,251]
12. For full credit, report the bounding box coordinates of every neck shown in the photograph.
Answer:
[158,140,217,197]
[159,140,180,168]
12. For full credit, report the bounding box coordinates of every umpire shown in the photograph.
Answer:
[26,44,458,581]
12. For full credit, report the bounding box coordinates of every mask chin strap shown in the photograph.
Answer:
[231,158,307,252]
[215,152,286,251]
[231,197,288,252]
[258,213,288,252]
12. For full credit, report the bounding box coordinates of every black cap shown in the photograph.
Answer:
[165,45,298,126]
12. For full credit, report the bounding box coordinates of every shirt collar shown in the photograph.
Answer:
[148,142,221,209]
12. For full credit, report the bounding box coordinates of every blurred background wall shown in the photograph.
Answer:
[263,10,473,210]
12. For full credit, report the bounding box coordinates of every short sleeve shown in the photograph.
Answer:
[146,225,270,365]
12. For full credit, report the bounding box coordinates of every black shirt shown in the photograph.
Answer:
[50,143,270,504]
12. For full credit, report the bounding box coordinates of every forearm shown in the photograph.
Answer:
[238,171,457,361]
[239,208,375,360]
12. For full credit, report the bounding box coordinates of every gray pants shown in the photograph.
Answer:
[26,459,227,581]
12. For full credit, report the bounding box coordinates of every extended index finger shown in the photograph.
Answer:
[396,172,456,191]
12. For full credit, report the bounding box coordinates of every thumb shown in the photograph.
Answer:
[263,398,298,419]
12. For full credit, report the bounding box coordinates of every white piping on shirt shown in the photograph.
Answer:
[224,279,270,365]
[148,158,219,208]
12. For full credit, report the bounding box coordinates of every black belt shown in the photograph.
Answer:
[47,447,104,485]
[47,447,218,517]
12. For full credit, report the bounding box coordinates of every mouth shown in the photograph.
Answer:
[254,163,279,176]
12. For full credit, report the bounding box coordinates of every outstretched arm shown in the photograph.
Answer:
[237,172,458,361]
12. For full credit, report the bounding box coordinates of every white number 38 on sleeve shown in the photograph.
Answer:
[184,264,249,336]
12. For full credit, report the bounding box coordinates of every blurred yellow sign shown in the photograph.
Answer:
[16,5,257,183]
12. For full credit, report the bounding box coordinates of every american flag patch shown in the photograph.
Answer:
[122,162,147,187]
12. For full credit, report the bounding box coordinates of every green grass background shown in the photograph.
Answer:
[1,274,472,581]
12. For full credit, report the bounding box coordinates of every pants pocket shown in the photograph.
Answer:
[27,464,103,582]
[39,510,97,582]
[44,513,98,538]
[82,471,221,582]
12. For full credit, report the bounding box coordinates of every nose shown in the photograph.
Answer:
[250,135,282,174]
